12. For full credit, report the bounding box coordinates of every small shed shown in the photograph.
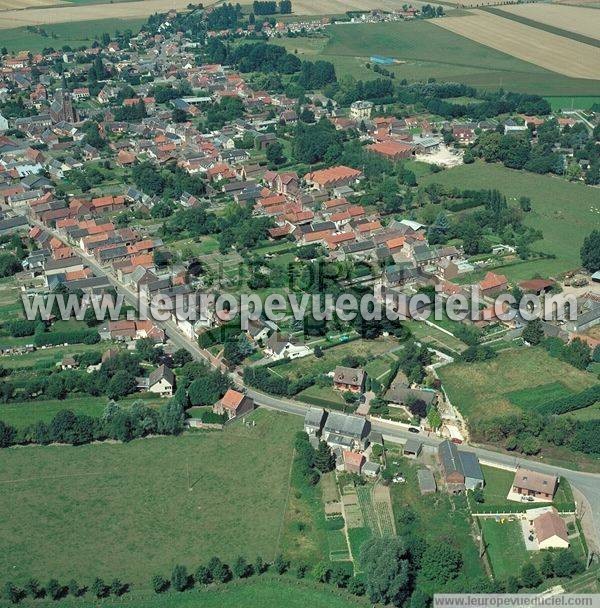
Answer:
[592,271,600,283]
[363,461,380,478]
[417,469,437,495]
[403,438,423,459]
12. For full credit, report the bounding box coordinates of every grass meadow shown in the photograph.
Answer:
[420,161,600,281]
[0,410,299,588]
[437,347,598,421]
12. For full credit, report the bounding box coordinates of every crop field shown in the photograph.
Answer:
[498,3,600,41]
[420,162,600,280]
[506,382,574,410]
[0,0,201,29]
[432,10,600,79]
[0,17,147,51]
[291,0,416,14]
[0,0,59,8]
[437,347,598,421]
[0,409,300,587]
[276,21,600,96]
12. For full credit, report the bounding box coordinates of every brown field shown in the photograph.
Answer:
[0,0,215,28]
[0,0,61,9]
[432,10,600,78]
[437,0,518,5]
[291,0,423,14]
[499,3,600,40]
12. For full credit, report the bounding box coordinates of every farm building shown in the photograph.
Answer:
[438,440,484,493]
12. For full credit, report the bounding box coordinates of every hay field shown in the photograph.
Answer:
[438,0,517,5]
[0,0,206,28]
[432,10,600,78]
[0,0,60,9]
[291,0,422,14]
[499,3,600,40]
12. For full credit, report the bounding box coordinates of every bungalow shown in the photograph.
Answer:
[532,508,570,550]
[333,366,366,393]
[511,467,557,502]
[213,389,254,419]
[265,333,312,361]
[138,364,175,398]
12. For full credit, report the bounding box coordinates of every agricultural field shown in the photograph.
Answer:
[544,95,600,111]
[0,0,59,8]
[437,347,598,421]
[497,3,600,41]
[0,17,146,52]
[0,0,202,29]
[419,162,600,281]
[0,409,300,587]
[275,21,600,95]
[290,0,418,14]
[432,10,600,79]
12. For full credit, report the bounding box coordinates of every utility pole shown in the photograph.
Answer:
[187,458,192,492]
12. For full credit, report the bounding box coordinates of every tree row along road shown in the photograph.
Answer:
[34,220,600,547]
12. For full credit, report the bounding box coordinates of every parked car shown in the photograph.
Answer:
[408,427,420,434]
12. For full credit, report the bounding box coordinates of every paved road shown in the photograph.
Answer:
[39,221,600,549]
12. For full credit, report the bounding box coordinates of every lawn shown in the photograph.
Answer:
[274,21,600,95]
[420,162,600,280]
[437,347,598,421]
[404,319,467,354]
[480,519,530,580]
[0,18,146,52]
[0,409,300,587]
[296,384,348,409]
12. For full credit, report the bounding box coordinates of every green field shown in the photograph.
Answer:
[0,18,146,53]
[545,96,600,111]
[438,347,598,421]
[275,22,600,95]
[0,410,299,587]
[420,162,600,280]
[506,382,574,410]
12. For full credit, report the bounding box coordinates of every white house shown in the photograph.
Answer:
[265,333,312,361]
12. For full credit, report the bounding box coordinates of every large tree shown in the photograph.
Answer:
[581,230,600,272]
[359,537,411,606]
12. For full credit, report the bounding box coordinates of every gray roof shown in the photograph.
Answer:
[304,406,326,429]
[384,385,436,406]
[417,468,437,493]
[404,438,423,454]
[439,440,483,482]
[148,364,175,387]
[333,366,365,388]
[323,411,368,439]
